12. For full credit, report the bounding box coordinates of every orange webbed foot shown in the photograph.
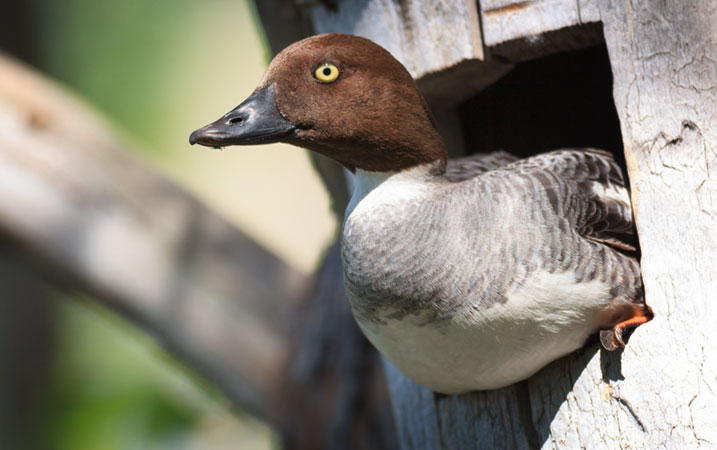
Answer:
[600,309,653,351]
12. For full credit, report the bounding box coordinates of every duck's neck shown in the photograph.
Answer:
[345,161,443,220]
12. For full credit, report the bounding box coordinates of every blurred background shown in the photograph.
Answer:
[0,0,335,448]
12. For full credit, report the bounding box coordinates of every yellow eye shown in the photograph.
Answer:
[314,63,340,83]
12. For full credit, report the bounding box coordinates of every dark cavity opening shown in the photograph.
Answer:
[458,44,623,166]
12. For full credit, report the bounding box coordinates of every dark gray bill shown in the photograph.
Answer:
[189,84,295,147]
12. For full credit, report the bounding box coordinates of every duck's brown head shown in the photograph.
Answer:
[189,33,446,172]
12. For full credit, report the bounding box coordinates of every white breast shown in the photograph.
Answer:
[352,270,615,394]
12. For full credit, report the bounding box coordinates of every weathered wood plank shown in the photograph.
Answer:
[481,0,599,45]
[480,0,602,61]
[594,0,717,446]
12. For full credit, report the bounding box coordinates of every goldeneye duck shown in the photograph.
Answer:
[190,33,652,394]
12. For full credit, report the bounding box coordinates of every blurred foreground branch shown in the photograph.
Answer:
[0,53,306,421]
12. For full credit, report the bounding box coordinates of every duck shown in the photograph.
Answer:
[189,33,652,394]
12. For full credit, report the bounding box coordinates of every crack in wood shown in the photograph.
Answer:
[613,395,647,433]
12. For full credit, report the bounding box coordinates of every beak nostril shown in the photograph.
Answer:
[228,116,244,125]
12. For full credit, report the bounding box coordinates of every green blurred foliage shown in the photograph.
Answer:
[34,299,199,450]
[37,0,209,154]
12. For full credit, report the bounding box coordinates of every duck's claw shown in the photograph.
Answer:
[600,311,652,351]
[600,327,624,350]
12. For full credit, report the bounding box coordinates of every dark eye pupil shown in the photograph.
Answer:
[323,67,332,76]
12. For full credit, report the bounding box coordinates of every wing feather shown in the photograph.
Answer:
[444,151,519,182]
[505,149,637,253]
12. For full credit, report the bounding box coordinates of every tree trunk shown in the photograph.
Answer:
[305,0,717,447]
[599,0,717,445]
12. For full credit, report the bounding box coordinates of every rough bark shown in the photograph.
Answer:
[308,0,717,448]
[0,53,306,422]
